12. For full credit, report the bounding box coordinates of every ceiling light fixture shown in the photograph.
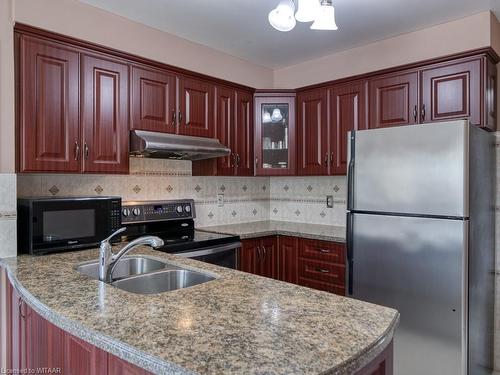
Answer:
[268,0,296,32]
[295,0,320,23]
[311,0,338,30]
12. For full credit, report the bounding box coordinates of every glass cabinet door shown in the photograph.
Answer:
[254,95,295,175]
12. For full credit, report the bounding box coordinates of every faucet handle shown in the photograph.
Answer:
[101,227,127,245]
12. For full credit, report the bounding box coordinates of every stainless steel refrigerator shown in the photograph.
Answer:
[346,120,495,375]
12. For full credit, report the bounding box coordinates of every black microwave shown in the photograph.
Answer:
[18,196,122,255]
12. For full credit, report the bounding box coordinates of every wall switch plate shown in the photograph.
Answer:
[217,193,224,207]
[326,195,334,208]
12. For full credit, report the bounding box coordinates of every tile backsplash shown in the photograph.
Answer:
[0,174,16,258]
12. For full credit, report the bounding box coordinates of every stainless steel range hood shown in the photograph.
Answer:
[130,130,230,160]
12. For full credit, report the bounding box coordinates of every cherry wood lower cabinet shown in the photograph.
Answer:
[1,269,151,375]
[240,236,346,296]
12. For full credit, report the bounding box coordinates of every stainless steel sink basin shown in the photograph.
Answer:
[76,256,176,281]
[112,269,216,294]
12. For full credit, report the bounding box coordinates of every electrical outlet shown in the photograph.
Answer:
[326,195,334,208]
[217,193,224,207]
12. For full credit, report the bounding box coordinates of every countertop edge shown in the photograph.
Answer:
[2,260,195,375]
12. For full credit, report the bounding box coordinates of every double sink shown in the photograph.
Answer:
[76,256,216,294]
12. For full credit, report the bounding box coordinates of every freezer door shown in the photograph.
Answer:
[348,213,467,375]
[348,120,468,217]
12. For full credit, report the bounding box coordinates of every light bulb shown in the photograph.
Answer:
[295,0,320,23]
[311,0,338,30]
[268,0,296,32]
[271,108,283,122]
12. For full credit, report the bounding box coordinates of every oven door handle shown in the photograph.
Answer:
[175,242,242,258]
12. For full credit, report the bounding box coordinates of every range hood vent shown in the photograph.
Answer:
[130,130,230,161]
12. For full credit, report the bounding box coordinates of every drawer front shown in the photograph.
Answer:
[299,239,345,263]
[298,277,345,296]
[298,259,345,285]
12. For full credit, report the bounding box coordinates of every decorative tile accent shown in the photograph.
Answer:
[132,185,141,194]
[166,185,173,193]
[94,185,104,194]
[283,185,289,192]
[252,209,258,215]
[242,185,248,192]
[333,185,340,193]
[307,185,313,192]
[195,185,202,193]
[49,185,60,196]
[320,211,326,218]
[294,210,301,216]
[262,185,267,191]
[273,208,278,214]
[220,185,226,192]
[208,212,214,219]
[231,210,237,217]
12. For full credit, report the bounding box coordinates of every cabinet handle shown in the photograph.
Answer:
[84,143,89,159]
[257,246,261,261]
[330,152,334,163]
[262,246,266,260]
[413,105,417,122]
[421,105,426,121]
[230,153,235,167]
[315,267,331,274]
[318,249,331,253]
[325,152,329,165]
[172,110,176,125]
[255,157,258,167]
[18,298,30,319]
[178,111,183,125]
[236,154,241,167]
[74,141,80,161]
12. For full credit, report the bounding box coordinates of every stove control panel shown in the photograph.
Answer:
[121,199,195,223]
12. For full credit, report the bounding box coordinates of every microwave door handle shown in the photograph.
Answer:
[346,212,354,296]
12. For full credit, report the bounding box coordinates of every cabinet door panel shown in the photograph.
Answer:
[330,81,367,175]
[297,89,328,175]
[235,91,254,176]
[278,236,298,284]
[485,58,497,131]
[131,66,176,132]
[369,72,418,129]
[178,78,214,138]
[19,36,80,173]
[216,87,235,176]
[82,55,129,174]
[63,334,108,375]
[259,236,278,279]
[240,239,258,274]
[109,353,152,374]
[421,59,480,125]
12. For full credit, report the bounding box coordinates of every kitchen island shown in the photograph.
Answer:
[0,247,398,374]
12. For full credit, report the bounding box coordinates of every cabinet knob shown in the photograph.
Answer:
[172,110,176,125]
[74,141,80,161]
[413,105,418,122]
[236,154,241,167]
[178,111,183,125]
[330,152,334,163]
[255,157,258,167]
[421,105,426,122]
[257,246,261,260]
[84,143,89,159]
[325,152,329,164]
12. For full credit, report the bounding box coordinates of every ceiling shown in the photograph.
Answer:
[80,0,499,69]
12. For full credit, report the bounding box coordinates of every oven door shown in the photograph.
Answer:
[175,242,241,269]
[31,199,114,253]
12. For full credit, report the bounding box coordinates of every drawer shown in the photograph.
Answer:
[298,259,345,285]
[298,277,346,296]
[299,239,345,264]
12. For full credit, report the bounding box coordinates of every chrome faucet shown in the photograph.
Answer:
[98,227,164,283]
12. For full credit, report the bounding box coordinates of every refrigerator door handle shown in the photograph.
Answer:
[347,132,355,211]
[346,212,354,295]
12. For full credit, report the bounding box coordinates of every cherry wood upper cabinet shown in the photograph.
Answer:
[178,77,214,138]
[18,36,81,173]
[369,71,419,129]
[485,58,497,131]
[297,89,329,175]
[131,65,176,133]
[215,86,236,176]
[330,81,367,175]
[81,54,129,174]
[420,58,481,125]
[235,90,254,176]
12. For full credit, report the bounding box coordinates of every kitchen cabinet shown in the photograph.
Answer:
[234,90,254,176]
[131,65,177,133]
[277,236,298,284]
[178,77,215,138]
[420,58,481,125]
[369,71,419,129]
[240,236,278,278]
[329,81,368,174]
[215,86,236,176]
[254,93,296,176]
[63,333,108,374]
[108,353,151,375]
[297,89,329,175]
[18,35,81,173]
[239,238,258,274]
[81,54,130,174]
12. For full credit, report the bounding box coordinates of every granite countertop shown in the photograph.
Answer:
[198,220,346,242]
[1,247,398,374]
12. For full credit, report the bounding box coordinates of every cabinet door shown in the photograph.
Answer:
[297,89,329,175]
[109,353,152,374]
[330,81,367,175]
[178,77,214,138]
[369,71,419,129]
[215,86,236,176]
[63,333,108,375]
[421,59,481,125]
[254,96,296,176]
[82,54,129,174]
[278,236,298,284]
[240,239,258,274]
[235,91,254,176]
[259,237,278,279]
[18,36,80,173]
[484,58,497,131]
[131,65,176,133]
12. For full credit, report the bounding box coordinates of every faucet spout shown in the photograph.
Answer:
[98,228,164,283]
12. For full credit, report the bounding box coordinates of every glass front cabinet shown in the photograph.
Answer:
[254,93,296,175]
